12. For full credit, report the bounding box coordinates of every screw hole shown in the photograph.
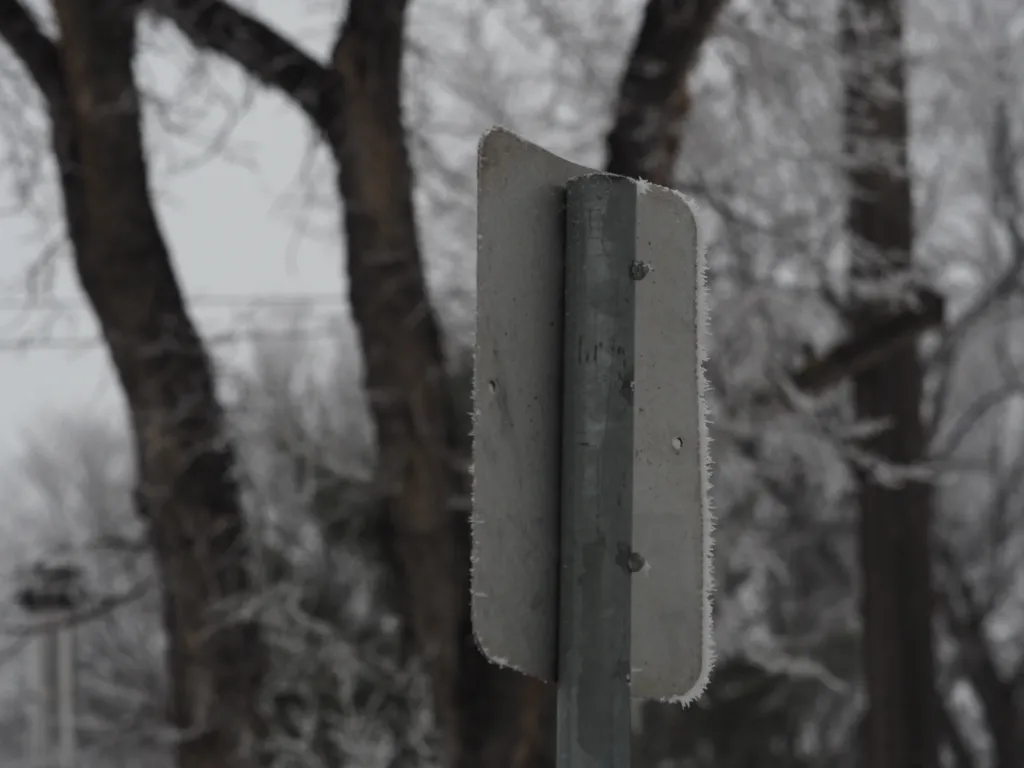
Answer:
[671,437,683,452]
[488,380,498,394]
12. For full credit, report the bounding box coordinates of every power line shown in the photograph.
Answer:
[0,323,345,353]
[0,293,345,311]
[0,294,348,352]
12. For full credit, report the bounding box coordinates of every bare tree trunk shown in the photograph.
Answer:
[606,0,727,185]
[0,3,266,766]
[328,3,470,766]
[841,1,939,767]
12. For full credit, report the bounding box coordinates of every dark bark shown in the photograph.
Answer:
[143,0,341,136]
[793,287,942,394]
[605,0,727,184]
[0,3,266,766]
[329,3,467,766]
[840,1,940,767]
[0,0,84,247]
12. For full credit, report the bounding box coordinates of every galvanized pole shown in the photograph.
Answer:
[557,173,638,768]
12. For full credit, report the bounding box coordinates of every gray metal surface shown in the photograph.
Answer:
[473,127,711,702]
[472,127,590,679]
[556,174,635,768]
[630,183,709,701]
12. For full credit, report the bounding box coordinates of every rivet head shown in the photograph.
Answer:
[627,552,646,573]
[629,260,650,280]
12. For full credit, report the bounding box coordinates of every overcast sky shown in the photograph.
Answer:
[0,0,644,471]
[0,3,416,463]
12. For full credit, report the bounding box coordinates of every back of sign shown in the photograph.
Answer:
[472,128,590,681]
[472,128,714,702]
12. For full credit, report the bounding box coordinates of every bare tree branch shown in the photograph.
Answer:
[793,289,944,394]
[0,0,86,247]
[144,0,341,138]
[0,0,62,103]
[936,543,1021,768]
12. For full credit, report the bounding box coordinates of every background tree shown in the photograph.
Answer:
[841,0,940,765]
[0,2,266,767]
[2,2,1024,768]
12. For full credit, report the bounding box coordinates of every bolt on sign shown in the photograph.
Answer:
[472,128,714,766]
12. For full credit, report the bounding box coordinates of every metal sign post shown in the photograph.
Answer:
[473,128,713,768]
[556,174,638,766]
